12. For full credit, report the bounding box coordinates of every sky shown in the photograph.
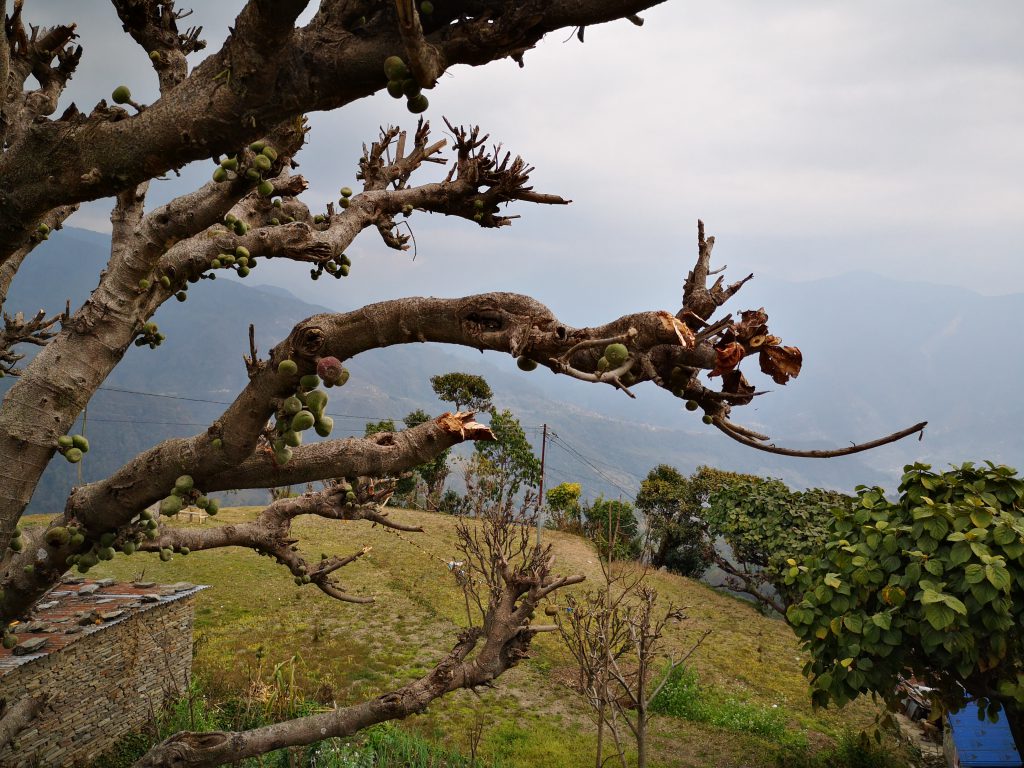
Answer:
[29,1,1024,328]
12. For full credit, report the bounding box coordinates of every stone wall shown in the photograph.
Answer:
[0,595,196,768]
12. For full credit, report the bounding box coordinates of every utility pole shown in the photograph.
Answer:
[536,423,548,547]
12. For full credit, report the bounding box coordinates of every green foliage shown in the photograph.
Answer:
[775,730,910,768]
[429,372,493,412]
[787,461,1024,716]
[636,465,744,577]
[583,495,640,560]
[364,419,396,437]
[544,481,582,532]
[650,665,804,747]
[472,409,540,506]
[403,409,451,509]
[707,473,848,603]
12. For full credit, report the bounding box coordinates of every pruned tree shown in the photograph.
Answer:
[0,0,927,761]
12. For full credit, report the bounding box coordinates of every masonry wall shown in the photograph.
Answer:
[0,597,196,768]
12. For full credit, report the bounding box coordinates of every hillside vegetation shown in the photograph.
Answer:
[58,507,905,767]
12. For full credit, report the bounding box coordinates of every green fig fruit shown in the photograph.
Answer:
[314,416,334,437]
[278,359,299,376]
[291,410,316,432]
[64,448,83,463]
[174,475,194,494]
[238,266,250,278]
[383,56,408,81]
[144,528,158,540]
[2,634,17,649]
[401,78,421,98]
[175,291,187,302]
[122,541,137,555]
[474,199,485,210]
[179,547,190,556]
[339,198,350,209]
[257,180,274,197]
[604,343,629,367]
[72,435,89,452]
[100,532,116,547]
[517,356,538,372]
[220,157,239,171]
[44,527,70,546]
[283,430,302,448]
[111,85,132,104]
[207,499,219,515]
[596,357,610,373]
[98,547,116,561]
[245,168,261,181]
[420,1,434,14]
[211,438,223,449]
[299,374,320,391]
[254,154,272,171]
[305,389,328,415]
[9,538,23,552]
[261,146,278,162]
[340,187,353,198]
[283,395,303,415]
[70,533,85,547]
[685,400,699,411]
[250,141,266,153]
[407,94,429,114]
[274,446,293,466]
[160,495,183,516]
[159,549,172,562]
[702,414,714,425]
[138,278,152,290]
[212,167,228,183]
[57,435,74,450]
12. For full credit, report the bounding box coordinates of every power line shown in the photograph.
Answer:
[546,433,638,502]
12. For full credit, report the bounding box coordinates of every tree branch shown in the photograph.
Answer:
[712,417,928,459]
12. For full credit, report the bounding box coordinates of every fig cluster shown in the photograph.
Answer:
[270,356,349,465]
[56,433,90,464]
[383,56,429,114]
[212,141,281,197]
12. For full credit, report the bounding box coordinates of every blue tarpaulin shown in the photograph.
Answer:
[947,708,1022,767]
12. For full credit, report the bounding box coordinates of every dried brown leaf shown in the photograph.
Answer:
[721,369,755,405]
[758,345,802,385]
[709,342,745,378]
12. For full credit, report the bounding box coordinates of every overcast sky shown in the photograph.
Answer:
[32,1,1024,326]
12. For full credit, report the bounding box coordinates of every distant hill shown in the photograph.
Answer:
[3,228,1022,514]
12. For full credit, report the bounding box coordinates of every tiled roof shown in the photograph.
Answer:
[0,578,207,677]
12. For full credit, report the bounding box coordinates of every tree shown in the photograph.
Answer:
[584,496,641,561]
[635,464,736,577]
[403,408,451,509]
[430,372,493,413]
[785,462,1024,722]
[471,408,541,508]
[545,481,583,533]
[0,2,925,762]
[705,472,849,612]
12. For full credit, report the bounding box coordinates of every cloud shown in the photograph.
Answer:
[33,0,1024,313]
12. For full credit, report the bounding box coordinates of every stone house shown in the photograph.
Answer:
[0,578,205,767]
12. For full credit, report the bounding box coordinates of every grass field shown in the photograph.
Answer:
[44,506,910,767]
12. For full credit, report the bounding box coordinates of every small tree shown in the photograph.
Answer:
[471,408,540,508]
[546,481,583,533]
[584,496,641,561]
[403,409,451,509]
[430,372,493,412]
[635,465,738,577]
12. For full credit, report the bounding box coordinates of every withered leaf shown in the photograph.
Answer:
[709,342,745,378]
[759,345,803,385]
[721,369,756,405]
[735,308,769,341]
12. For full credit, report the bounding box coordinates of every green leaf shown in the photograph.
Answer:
[964,563,986,584]
[844,614,863,634]
[987,564,1012,592]
[924,558,945,576]
[824,573,842,589]
[870,613,892,630]
[924,603,956,630]
[949,541,972,567]
[941,594,968,615]
[920,589,945,605]
[971,508,994,528]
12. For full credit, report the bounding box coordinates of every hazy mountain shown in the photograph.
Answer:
[4,228,1022,515]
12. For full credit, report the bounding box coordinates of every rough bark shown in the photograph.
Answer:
[0,0,664,263]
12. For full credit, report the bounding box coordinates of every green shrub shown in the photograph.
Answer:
[775,729,910,768]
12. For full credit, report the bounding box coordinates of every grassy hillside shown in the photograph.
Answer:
[61,507,905,767]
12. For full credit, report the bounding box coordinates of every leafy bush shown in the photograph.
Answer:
[775,729,910,768]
